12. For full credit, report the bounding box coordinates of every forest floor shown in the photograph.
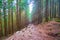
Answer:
[5,21,60,40]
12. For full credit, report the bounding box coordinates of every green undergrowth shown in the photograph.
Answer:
[55,18,60,22]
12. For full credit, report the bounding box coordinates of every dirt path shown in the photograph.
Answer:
[6,21,60,40]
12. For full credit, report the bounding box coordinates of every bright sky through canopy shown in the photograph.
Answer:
[29,1,34,13]
[28,1,34,23]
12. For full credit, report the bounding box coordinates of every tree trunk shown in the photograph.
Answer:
[16,0,21,30]
[37,0,42,24]
[58,0,60,19]
[45,0,49,22]
[51,0,54,20]
[0,9,2,36]
[50,0,52,20]
[8,9,11,35]
[3,0,7,36]
[11,8,13,34]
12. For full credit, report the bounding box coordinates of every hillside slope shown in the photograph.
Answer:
[6,21,60,40]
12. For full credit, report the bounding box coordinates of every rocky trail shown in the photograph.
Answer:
[6,21,60,40]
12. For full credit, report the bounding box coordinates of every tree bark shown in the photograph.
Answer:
[38,0,42,24]
[16,0,21,30]
[45,0,49,22]
[0,9,2,36]
[58,0,60,19]
[3,0,7,36]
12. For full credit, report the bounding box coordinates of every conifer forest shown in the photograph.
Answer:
[0,0,60,40]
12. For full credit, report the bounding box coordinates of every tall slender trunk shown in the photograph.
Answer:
[19,7,21,29]
[0,9,2,36]
[9,8,13,34]
[54,2,56,18]
[38,0,42,24]
[8,9,11,34]
[16,0,19,30]
[58,0,60,19]
[50,0,52,20]
[11,7,13,34]
[16,0,21,30]
[52,0,54,20]
[45,0,49,22]
[3,0,7,36]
